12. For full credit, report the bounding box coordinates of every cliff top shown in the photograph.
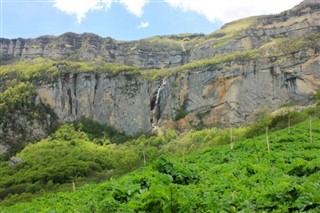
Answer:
[1,0,320,72]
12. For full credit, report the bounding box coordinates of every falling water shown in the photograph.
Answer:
[151,78,167,132]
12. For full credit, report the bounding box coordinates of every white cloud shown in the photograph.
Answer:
[53,0,303,24]
[53,0,112,23]
[53,0,148,23]
[119,0,149,17]
[137,21,150,29]
[164,0,303,23]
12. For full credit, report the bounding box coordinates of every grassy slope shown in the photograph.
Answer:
[1,118,320,212]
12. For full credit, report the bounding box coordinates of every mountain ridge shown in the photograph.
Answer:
[1,0,319,69]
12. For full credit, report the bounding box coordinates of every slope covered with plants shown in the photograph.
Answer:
[1,108,320,212]
[1,2,320,211]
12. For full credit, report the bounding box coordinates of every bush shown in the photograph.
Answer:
[75,118,133,144]
[153,157,199,185]
[175,107,188,121]
[0,82,35,118]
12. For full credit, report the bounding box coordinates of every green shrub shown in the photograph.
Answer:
[2,117,320,212]
[0,82,35,118]
[175,107,188,121]
[75,118,133,144]
[153,157,199,185]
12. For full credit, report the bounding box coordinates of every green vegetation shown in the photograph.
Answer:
[174,107,188,121]
[203,16,258,48]
[2,32,318,82]
[219,16,259,33]
[138,33,208,52]
[1,18,320,211]
[0,82,35,119]
[0,58,58,82]
[0,120,167,205]
[1,115,320,212]
[75,118,133,145]
[1,16,318,84]
[211,39,234,49]
[0,49,260,82]
[137,36,184,51]
[141,49,260,80]
[0,105,320,211]
[277,33,320,55]
[260,33,320,59]
[0,58,138,82]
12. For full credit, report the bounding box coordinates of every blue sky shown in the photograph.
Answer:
[1,0,302,41]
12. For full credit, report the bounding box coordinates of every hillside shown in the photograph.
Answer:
[1,1,320,212]
[1,0,320,156]
[0,113,320,212]
[2,0,320,212]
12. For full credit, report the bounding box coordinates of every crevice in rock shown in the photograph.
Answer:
[108,48,116,60]
[61,97,65,110]
[63,74,70,83]
[181,50,190,65]
[11,39,17,56]
[73,74,78,116]
[93,73,99,105]
[285,73,297,93]
[58,76,65,110]
[150,95,157,111]
[270,66,275,76]
[18,39,25,57]
[253,60,257,84]
[270,66,276,95]
[67,89,72,115]
[289,78,297,92]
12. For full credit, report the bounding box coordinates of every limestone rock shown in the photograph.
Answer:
[9,156,24,166]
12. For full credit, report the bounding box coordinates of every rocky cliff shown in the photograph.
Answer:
[34,54,319,133]
[1,0,320,154]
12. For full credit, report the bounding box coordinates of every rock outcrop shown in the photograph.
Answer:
[33,52,319,133]
[1,0,320,154]
[0,33,188,69]
[36,72,151,135]
[1,1,320,69]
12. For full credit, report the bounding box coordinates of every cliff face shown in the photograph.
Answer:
[36,72,151,134]
[33,52,319,134]
[1,0,320,154]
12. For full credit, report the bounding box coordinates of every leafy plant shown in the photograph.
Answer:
[0,82,35,118]
[1,112,320,212]
[175,107,188,121]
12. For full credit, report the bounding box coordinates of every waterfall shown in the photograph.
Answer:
[155,78,167,105]
[151,78,167,132]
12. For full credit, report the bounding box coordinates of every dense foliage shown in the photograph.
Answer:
[1,115,320,212]
[0,122,161,204]
[0,82,35,118]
